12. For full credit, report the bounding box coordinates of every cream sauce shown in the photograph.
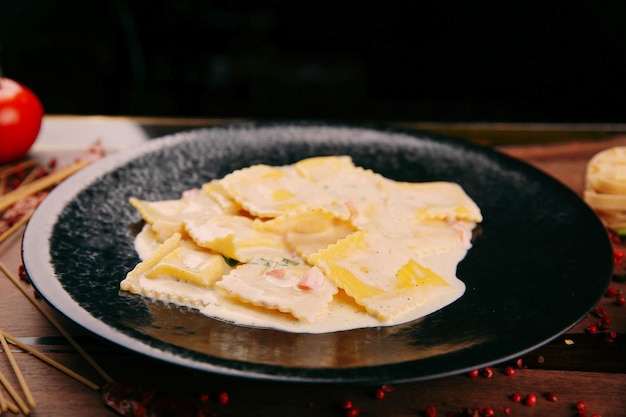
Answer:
[133,228,467,334]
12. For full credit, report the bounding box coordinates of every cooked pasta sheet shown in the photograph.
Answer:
[121,156,482,333]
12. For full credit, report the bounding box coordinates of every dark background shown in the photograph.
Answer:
[1,1,625,122]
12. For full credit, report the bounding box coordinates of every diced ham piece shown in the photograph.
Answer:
[297,266,326,290]
[265,268,286,278]
[344,199,358,216]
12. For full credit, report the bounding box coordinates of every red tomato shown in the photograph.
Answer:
[0,77,44,164]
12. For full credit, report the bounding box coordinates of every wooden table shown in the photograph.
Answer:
[1,117,625,417]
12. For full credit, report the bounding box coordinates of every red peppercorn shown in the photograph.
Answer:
[198,393,209,402]
[545,392,558,402]
[590,414,602,417]
[424,405,437,417]
[576,400,588,413]
[605,287,618,297]
[504,407,512,415]
[613,249,623,264]
[593,306,607,318]
[468,369,479,378]
[340,400,353,410]
[380,384,395,392]
[615,295,625,306]
[609,231,621,243]
[482,407,495,416]
[587,324,599,334]
[374,388,385,399]
[510,393,522,403]
[516,358,525,369]
[217,391,229,404]
[503,366,515,376]
[345,407,360,417]
[481,367,493,378]
[523,393,537,406]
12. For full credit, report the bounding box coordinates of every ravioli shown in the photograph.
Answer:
[184,214,293,263]
[216,263,337,323]
[309,230,462,321]
[122,155,482,332]
[130,188,228,242]
[121,233,221,307]
[220,164,350,219]
[381,180,483,223]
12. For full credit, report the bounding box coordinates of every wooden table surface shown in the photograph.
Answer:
[1,117,625,417]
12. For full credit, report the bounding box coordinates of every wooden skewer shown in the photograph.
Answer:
[1,331,100,391]
[0,261,113,384]
[0,331,35,407]
[0,211,32,246]
[0,159,89,212]
[0,366,29,415]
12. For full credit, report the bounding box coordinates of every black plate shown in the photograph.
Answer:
[22,122,613,384]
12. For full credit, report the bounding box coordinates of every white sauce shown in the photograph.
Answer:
[133,229,467,334]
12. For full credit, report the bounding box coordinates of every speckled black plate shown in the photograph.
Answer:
[22,122,613,384]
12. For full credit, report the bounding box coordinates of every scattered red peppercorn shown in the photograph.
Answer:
[424,405,437,417]
[523,393,537,406]
[510,393,522,403]
[481,367,493,378]
[590,414,602,417]
[504,407,512,415]
[587,324,599,334]
[593,306,607,318]
[198,393,209,402]
[340,400,353,410]
[345,406,360,417]
[482,406,495,416]
[615,295,625,306]
[468,369,479,378]
[380,384,395,392]
[217,391,229,404]
[613,249,623,264]
[575,400,588,413]
[609,231,621,243]
[503,366,515,376]
[605,287,618,297]
[374,388,385,399]
[545,392,558,402]
[516,358,526,369]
